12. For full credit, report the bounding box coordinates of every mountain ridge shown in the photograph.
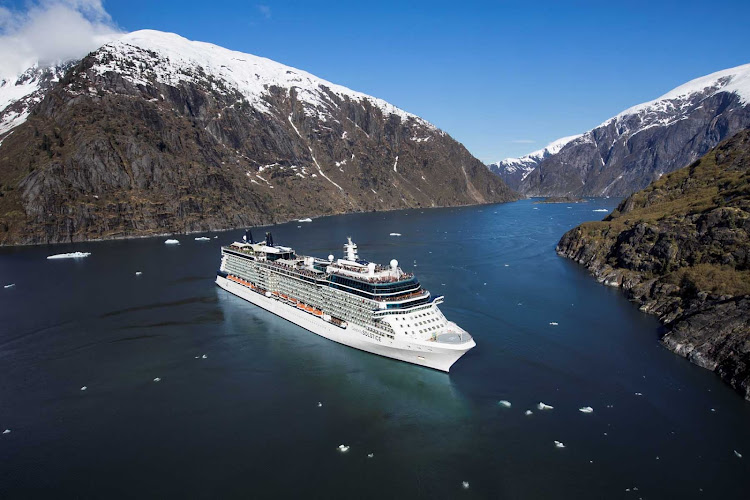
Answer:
[0,29,517,246]
[491,63,750,197]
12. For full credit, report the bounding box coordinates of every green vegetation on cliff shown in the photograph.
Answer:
[557,128,750,399]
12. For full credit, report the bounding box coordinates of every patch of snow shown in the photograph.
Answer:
[554,441,565,448]
[389,232,401,236]
[298,218,312,223]
[579,406,594,414]
[592,209,609,213]
[4,283,15,289]
[164,239,180,245]
[194,236,211,241]
[498,400,511,408]
[537,402,554,410]
[393,155,399,173]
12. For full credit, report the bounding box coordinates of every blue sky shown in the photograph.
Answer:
[5,1,750,162]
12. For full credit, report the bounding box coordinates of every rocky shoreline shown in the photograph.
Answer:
[556,130,750,400]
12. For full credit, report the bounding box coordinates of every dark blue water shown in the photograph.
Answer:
[1,199,749,499]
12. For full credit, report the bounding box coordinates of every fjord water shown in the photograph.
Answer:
[1,199,749,499]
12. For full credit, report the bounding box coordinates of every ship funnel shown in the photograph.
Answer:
[244,229,254,244]
[265,232,274,246]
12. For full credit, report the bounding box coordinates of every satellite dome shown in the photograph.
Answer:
[328,254,334,262]
[390,259,398,268]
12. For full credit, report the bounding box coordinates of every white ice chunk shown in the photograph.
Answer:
[194,237,211,241]
[579,406,594,413]
[525,410,533,416]
[2,429,9,434]
[213,236,218,239]
[549,322,559,326]
[4,283,14,288]
[202,354,207,359]
[735,450,743,458]
[338,444,349,453]
[298,218,312,223]
[537,402,554,410]
[635,392,643,396]
[135,271,143,275]
[462,481,470,489]
[367,453,374,458]
[164,239,180,245]
[317,402,323,407]
[498,400,512,408]
[47,252,91,259]
[80,386,87,391]
[592,209,609,212]
[389,233,402,236]
[554,441,565,448]
[153,377,161,382]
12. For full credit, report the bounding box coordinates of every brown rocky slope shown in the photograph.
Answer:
[557,129,750,399]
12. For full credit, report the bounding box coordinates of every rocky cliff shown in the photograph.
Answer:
[0,30,517,245]
[506,63,750,197]
[556,129,750,399]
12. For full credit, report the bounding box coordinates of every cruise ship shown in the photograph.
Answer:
[215,232,475,371]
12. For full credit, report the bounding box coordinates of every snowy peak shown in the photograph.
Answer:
[0,62,73,135]
[92,30,432,127]
[488,134,582,189]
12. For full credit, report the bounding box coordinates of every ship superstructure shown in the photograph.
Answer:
[215,232,475,371]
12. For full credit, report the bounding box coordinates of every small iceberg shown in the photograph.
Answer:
[462,481,470,489]
[2,429,10,435]
[213,236,218,239]
[164,239,180,245]
[135,271,143,276]
[592,209,609,212]
[153,377,161,382]
[317,402,323,408]
[549,322,559,326]
[634,392,643,396]
[367,453,374,458]
[735,450,743,458]
[579,406,594,413]
[47,252,91,259]
[4,283,15,289]
[554,441,565,448]
[537,402,554,410]
[298,218,312,223]
[525,410,533,416]
[80,386,87,391]
[337,444,349,453]
[202,354,207,359]
[389,233,402,236]
[498,400,512,408]
[194,237,211,241]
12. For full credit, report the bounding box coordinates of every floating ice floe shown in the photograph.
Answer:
[4,283,15,288]
[298,218,312,223]
[47,252,91,259]
[337,444,349,453]
[317,402,323,407]
[153,377,161,382]
[537,402,554,410]
[634,392,643,396]
[164,239,180,245]
[367,453,374,458]
[194,237,211,241]
[462,481,470,489]
[80,386,87,391]
[554,441,565,448]
[549,322,559,326]
[213,236,218,239]
[504,264,509,267]
[735,450,743,458]
[592,209,609,212]
[579,406,594,414]
[525,410,533,416]
[2,429,9,434]
[498,400,512,408]
[389,233,402,236]
[202,354,207,359]
[135,271,143,276]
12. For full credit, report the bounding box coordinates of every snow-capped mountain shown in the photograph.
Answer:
[0,30,516,245]
[501,63,750,197]
[0,62,75,136]
[487,135,581,190]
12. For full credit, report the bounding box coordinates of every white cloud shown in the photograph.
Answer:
[257,5,271,19]
[0,0,123,78]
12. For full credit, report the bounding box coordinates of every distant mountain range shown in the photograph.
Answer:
[489,63,750,197]
[0,30,516,245]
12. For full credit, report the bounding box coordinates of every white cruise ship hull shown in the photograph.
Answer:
[216,276,472,372]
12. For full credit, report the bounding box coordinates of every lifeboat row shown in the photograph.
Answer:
[227,274,266,295]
